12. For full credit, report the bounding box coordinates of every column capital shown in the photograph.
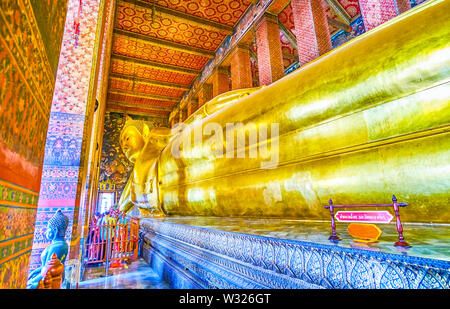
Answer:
[215,65,230,75]
[230,42,251,58]
[254,12,279,31]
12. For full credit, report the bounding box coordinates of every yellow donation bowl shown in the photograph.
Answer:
[347,223,383,243]
[124,0,450,224]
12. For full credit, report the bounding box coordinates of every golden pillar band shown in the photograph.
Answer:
[119,0,450,223]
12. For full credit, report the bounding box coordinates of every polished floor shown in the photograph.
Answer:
[149,217,450,261]
[78,259,170,289]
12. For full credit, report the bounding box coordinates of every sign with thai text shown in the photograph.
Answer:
[335,211,394,223]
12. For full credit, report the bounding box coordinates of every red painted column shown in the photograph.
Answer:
[230,44,253,90]
[359,0,409,31]
[255,13,285,86]
[173,109,180,125]
[183,107,188,122]
[212,66,231,97]
[291,0,332,66]
[187,100,192,117]
[198,84,213,107]
[396,0,412,14]
[188,98,199,116]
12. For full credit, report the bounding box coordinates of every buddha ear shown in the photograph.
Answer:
[142,123,150,139]
[124,115,132,122]
[45,228,55,241]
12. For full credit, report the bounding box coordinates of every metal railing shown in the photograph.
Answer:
[85,217,139,266]
[324,195,410,247]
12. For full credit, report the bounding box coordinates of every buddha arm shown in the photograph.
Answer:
[27,248,49,282]
[119,173,135,214]
[28,267,41,279]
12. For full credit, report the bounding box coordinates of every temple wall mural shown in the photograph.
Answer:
[29,0,102,274]
[29,0,69,75]
[98,112,168,206]
[0,0,68,289]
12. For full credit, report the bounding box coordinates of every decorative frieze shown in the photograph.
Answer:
[141,219,449,289]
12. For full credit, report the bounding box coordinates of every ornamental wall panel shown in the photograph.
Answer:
[0,0,68,289]
[29,0,102,273]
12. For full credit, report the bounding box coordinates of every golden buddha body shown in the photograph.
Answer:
[119,0,450,223]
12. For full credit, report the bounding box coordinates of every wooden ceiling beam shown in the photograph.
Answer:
[119,0,233,34]
[111,54,200,75]
[108,89,181,102]
[109,73,191,90]
[278,21,297,47]
[327,17,353,32]
[106,106,169,118]
[324,0,352,24]
[114,28,216,58]
[267,0,292,15]
[107,100,173,111]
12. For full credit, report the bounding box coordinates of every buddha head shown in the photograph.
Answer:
[120,116,172,163]
[45,209,69,241]
[120,118,146,163]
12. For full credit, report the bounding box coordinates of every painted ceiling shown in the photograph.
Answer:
[107,0,253,118]
[107,0,361,119]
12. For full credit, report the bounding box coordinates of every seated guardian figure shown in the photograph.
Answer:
[118,117,172,216]
[27,210,69,289]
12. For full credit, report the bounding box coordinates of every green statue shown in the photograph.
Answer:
[27,210,69,289]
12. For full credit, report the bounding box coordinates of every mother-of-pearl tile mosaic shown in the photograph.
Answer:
[140,217,449,289]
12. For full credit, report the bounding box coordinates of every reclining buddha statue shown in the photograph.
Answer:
[117,0,450,224]
[118,88,262,217]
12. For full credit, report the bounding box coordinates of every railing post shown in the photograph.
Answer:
[133,218,140,261]
[105,224,111,276]
[328,199,341,241]
[392,195,410,247]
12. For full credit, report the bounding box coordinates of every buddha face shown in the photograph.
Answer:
[45,226,56,241]
[121,126,145,163]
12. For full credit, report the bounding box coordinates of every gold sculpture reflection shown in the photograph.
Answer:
[119,0,450,223]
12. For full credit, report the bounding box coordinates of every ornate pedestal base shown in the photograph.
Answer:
[140,218,449,289]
